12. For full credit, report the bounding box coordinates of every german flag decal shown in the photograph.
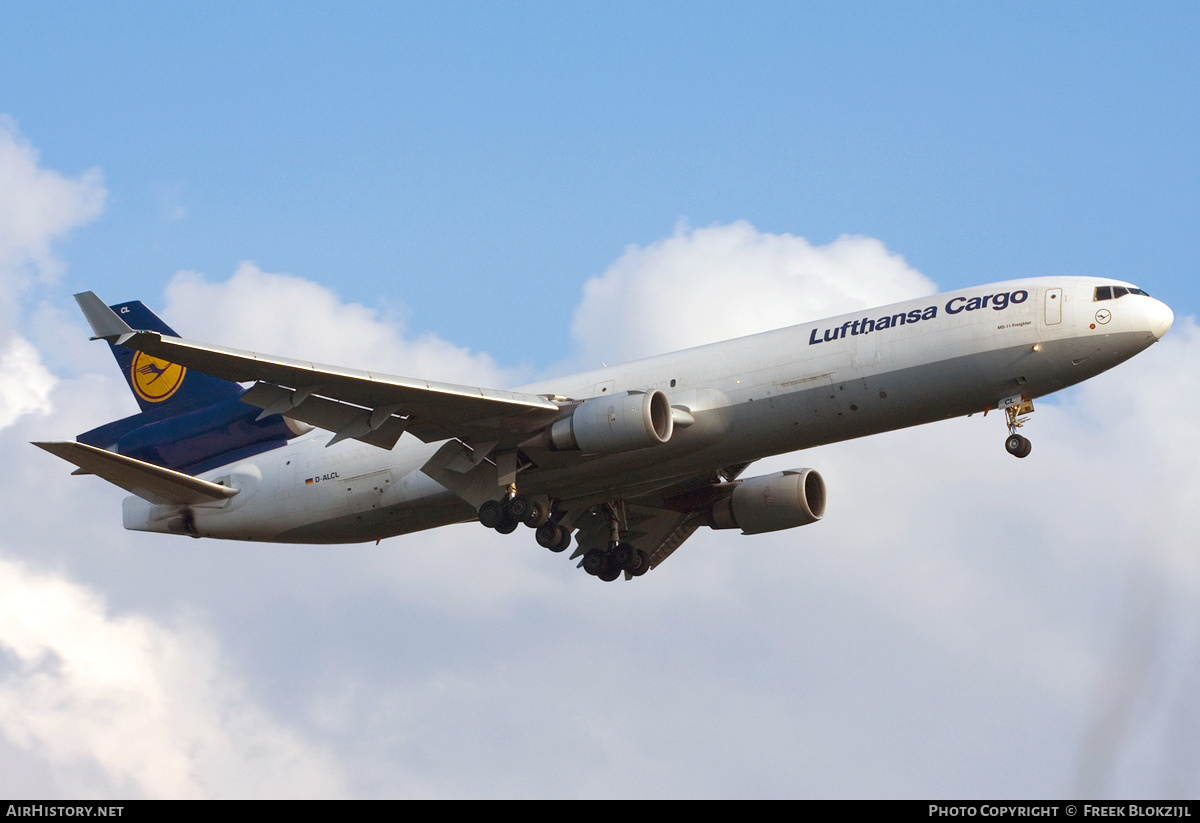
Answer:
[130,352,187,403]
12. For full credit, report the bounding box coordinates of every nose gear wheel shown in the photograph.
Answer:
[1000,396,1034,459]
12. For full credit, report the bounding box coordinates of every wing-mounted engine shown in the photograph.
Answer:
[548,390,674,454]
[706,468,826,534]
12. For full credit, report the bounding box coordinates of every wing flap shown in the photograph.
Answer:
[240,382,409,449]
[33,441,239,506]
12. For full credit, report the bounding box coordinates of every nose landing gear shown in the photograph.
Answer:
[1001,395,1034,458]
[1005,432,1032,458]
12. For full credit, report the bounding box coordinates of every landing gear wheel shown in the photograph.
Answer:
[519,498,548,528]
[478,500,504,529]
[1002,399,1034,459]
[597,560,622,582]
[628,549,651,577]
[506,494,530,522]
[494,516,519,534]
[611,541,635,570]
[1005,433,1032,459]
[552,528,572,553]
[582,549,607,576]
[536,523,567,551]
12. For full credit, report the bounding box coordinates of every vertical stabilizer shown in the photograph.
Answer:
[105,301,242,414]
[73,297,295,475]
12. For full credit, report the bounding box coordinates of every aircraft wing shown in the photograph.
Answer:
[33,441,240,505]
[75,292,562,450]
[632,506,704,569]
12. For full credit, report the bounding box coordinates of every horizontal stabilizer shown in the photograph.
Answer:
[32,441,240,506]
[75,292,136,341]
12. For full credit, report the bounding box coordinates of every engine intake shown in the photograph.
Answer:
[550,390,674,454]
[707,469,826,534]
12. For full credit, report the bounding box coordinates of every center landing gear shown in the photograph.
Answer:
[1001,396,1034,458]
[581,543,648,581]
[576,502,651,582]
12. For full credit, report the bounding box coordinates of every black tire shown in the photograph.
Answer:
[495,517,518,534]
[582,549,607,576]
[478,500,503,529]
[520,499,547,528]
[611,541,635,570]
[535,523,562,549]
[597,560,622,582]
[628,549,651,577]
[1005,434,1032,459]
[552,527,573,553]
[507,495,529,521]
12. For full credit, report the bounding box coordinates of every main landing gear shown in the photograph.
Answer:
[479,492,552,533]
[582,542,650,581]
[478,491,572,552]
[580,502,651,582]
[476,494,650,582]
[1001,396,1034,459]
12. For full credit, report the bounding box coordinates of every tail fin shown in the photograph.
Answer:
[105,301,242,414]
[75,298,297,475]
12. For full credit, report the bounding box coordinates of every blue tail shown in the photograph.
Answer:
[77,300,298,475]
[105,301,243,413]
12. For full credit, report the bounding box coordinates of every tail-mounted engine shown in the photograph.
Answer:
[549,390,674,454]
[706,469,826,534]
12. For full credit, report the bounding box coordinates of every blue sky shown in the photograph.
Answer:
[1,3,1198,798]
[7,3,1198,355]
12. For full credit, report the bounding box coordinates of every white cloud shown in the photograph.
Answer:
[5,202,1198,796]
[0,117,105,291]
[0,552,346,799]
[0,117,104,431]
[162,263,517,388]
[570,221,937,364]
[0,335,55,430]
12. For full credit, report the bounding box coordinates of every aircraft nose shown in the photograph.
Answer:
[1146,298,1174,340]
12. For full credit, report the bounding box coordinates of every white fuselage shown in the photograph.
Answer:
[122,276,1172,543]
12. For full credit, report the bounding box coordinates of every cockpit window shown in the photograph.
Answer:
[1094,285,1151,301]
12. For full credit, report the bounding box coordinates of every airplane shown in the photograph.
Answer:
[35,276,1173,582]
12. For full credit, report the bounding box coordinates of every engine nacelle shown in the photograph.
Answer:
[550,390,674,454]
[707,469,826,534]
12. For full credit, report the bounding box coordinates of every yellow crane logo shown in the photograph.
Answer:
[131,352,187,403]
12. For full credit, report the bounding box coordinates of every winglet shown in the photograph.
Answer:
[74,292,136,342]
